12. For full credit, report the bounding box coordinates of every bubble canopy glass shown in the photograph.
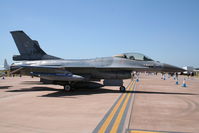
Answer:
[114,53,154,61]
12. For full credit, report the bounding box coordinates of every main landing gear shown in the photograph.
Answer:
[63,83,126,92]
[119,86,126,92]
[64,84,72,91]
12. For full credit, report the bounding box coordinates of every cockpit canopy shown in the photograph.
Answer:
[114,53,154,61]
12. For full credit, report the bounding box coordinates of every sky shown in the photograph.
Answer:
[0,0,199,67]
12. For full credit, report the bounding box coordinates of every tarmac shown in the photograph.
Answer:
[0,74,199,133]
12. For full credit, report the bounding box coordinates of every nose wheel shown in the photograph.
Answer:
[119,86,126,92]
[64,85,72,91]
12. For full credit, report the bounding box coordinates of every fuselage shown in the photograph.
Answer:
[11,56,183,81]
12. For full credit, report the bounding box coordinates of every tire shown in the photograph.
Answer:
[119,86,126,92]
[64,85,71,91]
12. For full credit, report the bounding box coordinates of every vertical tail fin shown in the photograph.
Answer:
[4,59,9,70]
[10,31,46,56]
[10,30,61,61]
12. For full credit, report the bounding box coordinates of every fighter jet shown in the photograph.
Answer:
[10,31,184,92]
[0,59,10,77]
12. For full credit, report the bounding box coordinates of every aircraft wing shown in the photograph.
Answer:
[20,65,65,69]
[11,65,86,81]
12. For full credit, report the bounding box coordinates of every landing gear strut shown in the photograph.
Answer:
[119,86,126,92]
[64,84,72,91]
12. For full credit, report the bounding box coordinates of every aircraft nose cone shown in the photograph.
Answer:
[163,63,185,72]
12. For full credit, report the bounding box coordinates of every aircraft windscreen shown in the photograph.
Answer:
[124,53,154,61]
[114,53,153,61]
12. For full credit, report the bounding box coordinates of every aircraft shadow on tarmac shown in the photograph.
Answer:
[6,85,197,98]
[6,87,60,92]
[21,81,44,85]
[6,86,121,98]
[41,89,197,98]
[40,87,122,97]
[0,86,12,89]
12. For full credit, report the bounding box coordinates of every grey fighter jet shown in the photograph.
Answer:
[0,59,10,77]
[10,31,184,92]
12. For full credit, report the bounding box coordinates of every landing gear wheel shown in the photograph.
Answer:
[119,86,126,92]
[64,85,71,91]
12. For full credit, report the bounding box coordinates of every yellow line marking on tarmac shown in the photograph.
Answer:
[98,81,134,133]
[110,81,135,133]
